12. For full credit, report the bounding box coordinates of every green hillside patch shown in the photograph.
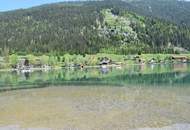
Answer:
[101,9,138,42]
[0,0,190,55]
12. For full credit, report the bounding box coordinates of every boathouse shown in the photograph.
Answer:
[17,58,30,70]
[99,57,111,65]
[171,56,189,62]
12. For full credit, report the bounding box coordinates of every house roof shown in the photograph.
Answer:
[172,55,188,59]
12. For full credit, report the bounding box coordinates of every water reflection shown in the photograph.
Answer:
[0,63,190,90]
[100,66,110,74]
[24,72,30,80]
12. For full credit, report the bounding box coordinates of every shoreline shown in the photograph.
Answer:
[0,62,189,72]
[0,123,190,130]
[1,53,190,72]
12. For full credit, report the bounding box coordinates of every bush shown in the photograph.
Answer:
[9,54,18,65]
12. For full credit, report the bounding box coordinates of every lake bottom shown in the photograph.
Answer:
[0,86,189,130]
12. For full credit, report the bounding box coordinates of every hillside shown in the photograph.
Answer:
[125,0,190,26]
[0,0,190,55]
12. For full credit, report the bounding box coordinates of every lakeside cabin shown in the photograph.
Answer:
[172,55,189,63]
[16,58,33,73]
[16,58,51,71]
[17,58,30,70]
[99,57,111,66]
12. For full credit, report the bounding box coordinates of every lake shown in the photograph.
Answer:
[0,63,190,130]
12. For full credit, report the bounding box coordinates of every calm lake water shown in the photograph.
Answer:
[0,63,190,130]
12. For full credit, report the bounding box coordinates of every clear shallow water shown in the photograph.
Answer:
[0,63,190,130]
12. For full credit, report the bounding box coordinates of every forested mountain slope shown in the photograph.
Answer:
[0,0,190,55]
[125,0,190,26]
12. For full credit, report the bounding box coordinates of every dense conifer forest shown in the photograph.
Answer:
[0,0,190,55]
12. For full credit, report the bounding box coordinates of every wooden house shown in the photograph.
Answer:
[17,58,30,70]
[99,57,111,65]
[172,56,189,63]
